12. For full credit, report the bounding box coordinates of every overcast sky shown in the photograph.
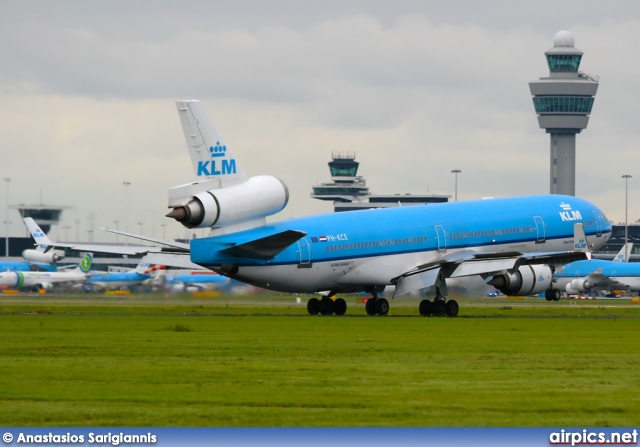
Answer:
[2,1,640,242]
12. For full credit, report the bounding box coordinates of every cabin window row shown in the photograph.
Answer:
[449,226,535,240]
[326,236,428,251]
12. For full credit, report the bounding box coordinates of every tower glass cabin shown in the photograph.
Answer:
[529,30,599,196]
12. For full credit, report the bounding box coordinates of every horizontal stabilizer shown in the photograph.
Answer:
[220,230,307,260]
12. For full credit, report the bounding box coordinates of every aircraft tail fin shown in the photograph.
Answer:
[573,223,592,260]
[176,100,247,187]
[76,253,93,273]
[24,217,53,249]
[613,243,633,262]
[134,261,151,274]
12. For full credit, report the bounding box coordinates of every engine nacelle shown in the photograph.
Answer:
[565,285,581,295]
[568,278,592,293]
[488,265,553,296]
[167,175,289,229]
[22,249,65,264]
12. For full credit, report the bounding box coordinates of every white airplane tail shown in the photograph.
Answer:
[176,100,247,187]
[167,100,289,236]
[613,243,633,262]
[22,218,66,263]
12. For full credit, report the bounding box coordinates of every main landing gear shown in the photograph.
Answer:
[307,296,347,316]
[418,298,459,317]
[545,287,561,301]
[365,296,389,316]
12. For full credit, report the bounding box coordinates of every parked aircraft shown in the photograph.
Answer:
[551,243,640,296]
[0,260,57,273]
[0,253,93,290]
[87,261,165,290]
[163,271,232,292]
[158,100,612,316]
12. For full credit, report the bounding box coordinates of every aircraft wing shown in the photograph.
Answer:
[99,228,190,251]
[393,249,589,297]
[393,222,591,297]
[581,269,631,290]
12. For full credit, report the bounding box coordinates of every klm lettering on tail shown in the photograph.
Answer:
[197,159,237,176]
[559,202,582,222]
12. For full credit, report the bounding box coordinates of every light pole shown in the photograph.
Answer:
[160,223,166,240]
[451,169,462,202]
[113,220,119,243]
[123,181,131,246]
[4,178,10,257]
[622,174,632,261]
[62,225,70,242]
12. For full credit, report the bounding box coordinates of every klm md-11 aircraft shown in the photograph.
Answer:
[43,100,614,316]
[158,101,612,316]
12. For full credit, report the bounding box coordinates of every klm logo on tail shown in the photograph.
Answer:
[197,142,237,176]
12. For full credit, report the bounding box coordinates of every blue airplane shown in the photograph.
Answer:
[551,243,640,297]
[163,272,232,292]
[42,100,614,316]
[0,261,57,273]
[86,261,164,290]
[158,100,611,316]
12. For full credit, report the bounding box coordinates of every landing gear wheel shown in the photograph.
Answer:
[376,298,389,316]
[546,288,561,301]
[319,298,335,316]
[445,299,459,317]
[334,298,347,316]
[365,297,378,316]
[419,299,432,316]
[307,298,320,315]
[432,300,446,317]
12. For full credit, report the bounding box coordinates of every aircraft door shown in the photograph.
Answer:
[593,210,604,237]
[434,225,447,251]
[297,238,311,266]
[534,216,545,243]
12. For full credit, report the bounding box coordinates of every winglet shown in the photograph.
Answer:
[176,100,247,187]
[573,223,592,260]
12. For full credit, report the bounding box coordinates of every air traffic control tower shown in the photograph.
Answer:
[529,30,599,196]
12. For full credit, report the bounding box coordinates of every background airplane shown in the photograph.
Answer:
[0,253,93,291]
[86,260,165,290]
[551,243,640,296]
[143,100,611,316]
[162,271,232,293]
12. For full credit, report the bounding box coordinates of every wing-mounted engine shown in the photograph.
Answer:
[566,279,592,294]
[22,249,65,263]
[166,175,289,231]
[487,265,553,296]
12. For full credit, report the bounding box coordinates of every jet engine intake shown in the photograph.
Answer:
[167,175,289,229]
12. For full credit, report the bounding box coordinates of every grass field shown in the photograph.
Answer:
[1,293,639,427]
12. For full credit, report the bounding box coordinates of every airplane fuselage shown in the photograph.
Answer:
[190,195,612,294]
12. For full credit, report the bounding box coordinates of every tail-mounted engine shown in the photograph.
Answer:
[488,265,553,296]
[166,175,289,229]
[22,249,65,264]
